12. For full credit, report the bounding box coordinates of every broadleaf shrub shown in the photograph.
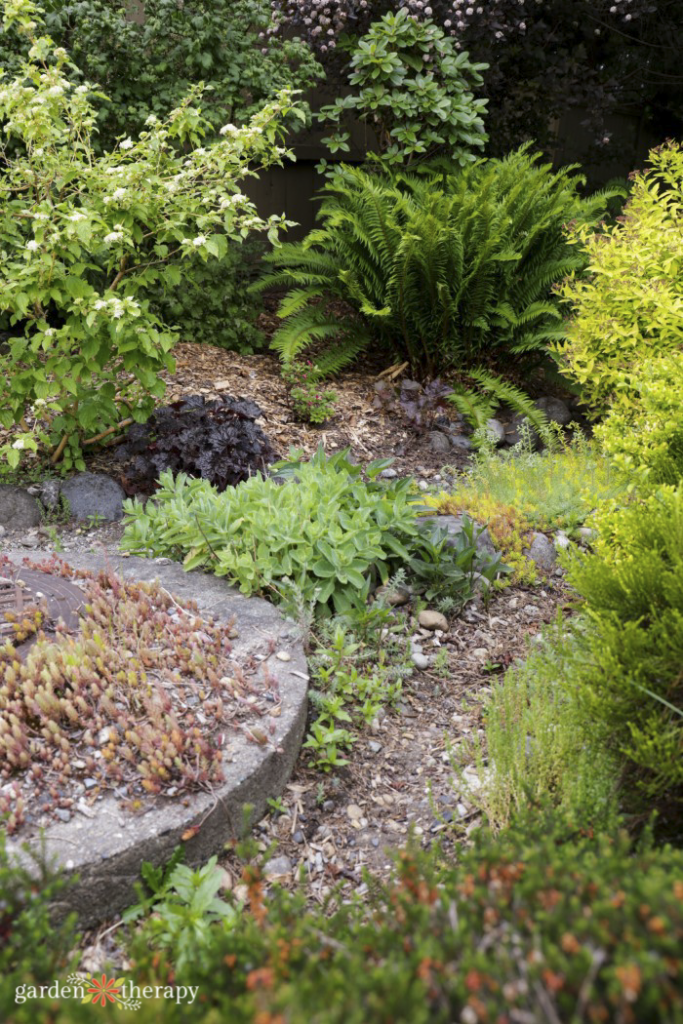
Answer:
[558,140,683,417]
[318,9,488,168]
[255,149,621,377]
[0,0,323,149]
[115,395,276,494]
[0,0,301,473]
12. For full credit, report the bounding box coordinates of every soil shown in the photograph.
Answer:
[1,339,569,970]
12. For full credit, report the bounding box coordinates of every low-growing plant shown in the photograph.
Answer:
[121,448,422,617]
[109,807,683,1024]
[372,378,454,433]
[0,0,301,474]
[0,564,276,824]
[0,830,80,1019]
[122,854,236,976]
[463,426,628,532]
[409,517,507,604]
[281,360,338,425]
[115,394,275,494]
[475,621,620,829]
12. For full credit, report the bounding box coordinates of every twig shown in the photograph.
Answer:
[51,433,69,464]
[83,419,133,446]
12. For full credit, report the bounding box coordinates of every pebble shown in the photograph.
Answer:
[323,800,335,812]
[417,479,428,491]
[293,830,304,844]
[368,740,382,754]
[472,647,489,659]
[54,808,71,823]
[523,605,541,620]
[371,837,380,848]
[346,804,363,821]
[411,652,431,670]
[418,610,448,632]
[379,468,398,479]
[263,855,293,878]
[275,651,291,662]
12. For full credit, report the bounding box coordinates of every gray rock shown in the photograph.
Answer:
[40,478,62,510]
[263,855,293,878]
[60,473,125,522]
[523,604,541,620]
[379,468,398,479]
[429,431,452,455]
[0,486,42,530]
[417,479,429,491]
[485,418,506,445]
[577,526,597,545]
[418,609,448,632]
[534,396,572,427]
[504,412,541,449]
[449,434,472,452]
[411,652,431,671]
[524,532,557,570]
[375,583,411,607]
[554,531,571,551]
[54,808,72,823]
[368,741,382,754]
[0,525,6,538]
[293,830,304,844]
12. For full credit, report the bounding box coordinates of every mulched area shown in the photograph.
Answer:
[2,339,568,968]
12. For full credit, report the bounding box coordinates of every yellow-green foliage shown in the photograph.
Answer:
[428,491,537,584]
[427,430,625,582]
[595,352,683,485]
[558,140,683,415]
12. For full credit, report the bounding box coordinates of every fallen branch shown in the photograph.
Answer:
[83,418,133,446]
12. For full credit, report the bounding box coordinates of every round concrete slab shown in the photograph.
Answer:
[1,550,308,927]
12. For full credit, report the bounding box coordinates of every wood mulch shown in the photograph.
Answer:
[3,338,567,969]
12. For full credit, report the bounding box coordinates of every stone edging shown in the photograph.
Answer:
[2,550,308,927]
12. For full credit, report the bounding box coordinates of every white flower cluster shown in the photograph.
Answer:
[93,295,139,319]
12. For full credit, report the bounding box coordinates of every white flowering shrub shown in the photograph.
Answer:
[0,0,303,472]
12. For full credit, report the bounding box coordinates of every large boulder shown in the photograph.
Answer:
[60,473,126,522]
[0,485,42,530]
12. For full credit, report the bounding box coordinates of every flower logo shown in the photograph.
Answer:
[85,974,124,1007]
[66,973,141,1011]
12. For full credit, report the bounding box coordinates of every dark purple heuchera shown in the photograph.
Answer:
[268,0,682,156]
[116,394,276,494]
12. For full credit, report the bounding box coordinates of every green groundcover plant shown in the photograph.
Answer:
[120,447,502,617]
[0,0,303,473]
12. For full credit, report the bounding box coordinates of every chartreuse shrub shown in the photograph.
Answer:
[317,9,488,169]
[0,0,302,474]
[254,147,621,377]
[563,486,683,813]
[121,448,501,618]
[559,141,683,416]
[559,141,683,487]
[595,352,683,486]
